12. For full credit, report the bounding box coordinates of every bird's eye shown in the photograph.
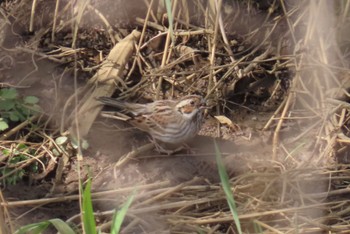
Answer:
[190,100,195,105]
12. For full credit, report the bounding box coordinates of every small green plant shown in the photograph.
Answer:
[82,178,97,234]
[0,143,38,186]
[110,190,135,234]
[82,177,135,234]
[164,0,175,45]
[15,218,76,234]
[15,177,135,234]
[0,88,40,131]
[214,139,242,234]
[253,220,264,233]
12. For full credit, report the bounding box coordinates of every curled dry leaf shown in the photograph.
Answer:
[214,115,234,127]
[214,115,240,131]
[175,45,200,65]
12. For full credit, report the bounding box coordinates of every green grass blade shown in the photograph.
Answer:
[15,221,50,234]
[47,219,76,234]
[214,139,242,234]
[253,220,263,233]
[164,0,175,45]
[110,191,136,234]
[83,178,97,234]
[15,219,75,234]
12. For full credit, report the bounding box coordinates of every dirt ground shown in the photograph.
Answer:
[2,89,275,229]
[1,65,281,231]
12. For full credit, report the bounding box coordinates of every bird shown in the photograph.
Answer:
[97,95,207,151]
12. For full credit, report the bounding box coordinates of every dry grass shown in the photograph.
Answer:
[1,0,350,233]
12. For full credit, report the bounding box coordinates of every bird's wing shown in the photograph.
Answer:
[100,111,132,121]
[129,100,179,135]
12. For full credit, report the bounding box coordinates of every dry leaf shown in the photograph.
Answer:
[214,115,234,127]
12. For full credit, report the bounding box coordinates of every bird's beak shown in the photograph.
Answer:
[199,102,209,110]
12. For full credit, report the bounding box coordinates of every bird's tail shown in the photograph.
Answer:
[97,96,146,115]
[97,96,126,109]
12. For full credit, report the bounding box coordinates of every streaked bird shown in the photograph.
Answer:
[97,95,207,147]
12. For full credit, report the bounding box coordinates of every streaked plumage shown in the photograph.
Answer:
[98,95,206,145]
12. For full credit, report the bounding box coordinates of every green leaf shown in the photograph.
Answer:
[83,178,97,234]
[164,0,175,45]
[214,139,242,234]
[71,138,89,150]
[30,162,39,173]
[71,137,79,149]
[16,104,30,116]
[17,143,28,150]
[1,149,10,156]
[15,221,50,234]
[52,148,60,156]
[24,96,39,104]
[111,191,135,234]
[55,136,68,145]
[82,139,89,150]
[47,219,76,234]
[9,112,20,122]
[0,99,15,111]
[0,167,25,185]
[0,120,9,131]
[31,104,42,113]
[15,219,75,234]
[0,88,18,99]
[13,106,27,121]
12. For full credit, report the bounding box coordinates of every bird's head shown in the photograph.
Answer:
[176,95,207,119]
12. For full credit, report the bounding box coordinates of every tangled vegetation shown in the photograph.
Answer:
[1,0,350,233]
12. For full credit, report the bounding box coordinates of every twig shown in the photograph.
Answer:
[272,88,294,160]
[1,180,170,207]
[0,115,39,141]
[113,143,155,177]
[51,0,60,41]
[29,0,37,32]
[87,4,116,44]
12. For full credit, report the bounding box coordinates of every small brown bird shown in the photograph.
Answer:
[98,95,207,147]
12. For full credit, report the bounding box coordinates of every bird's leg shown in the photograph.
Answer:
[148,137,176,155]
[147,137,195,155]
[180,143,196,154]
